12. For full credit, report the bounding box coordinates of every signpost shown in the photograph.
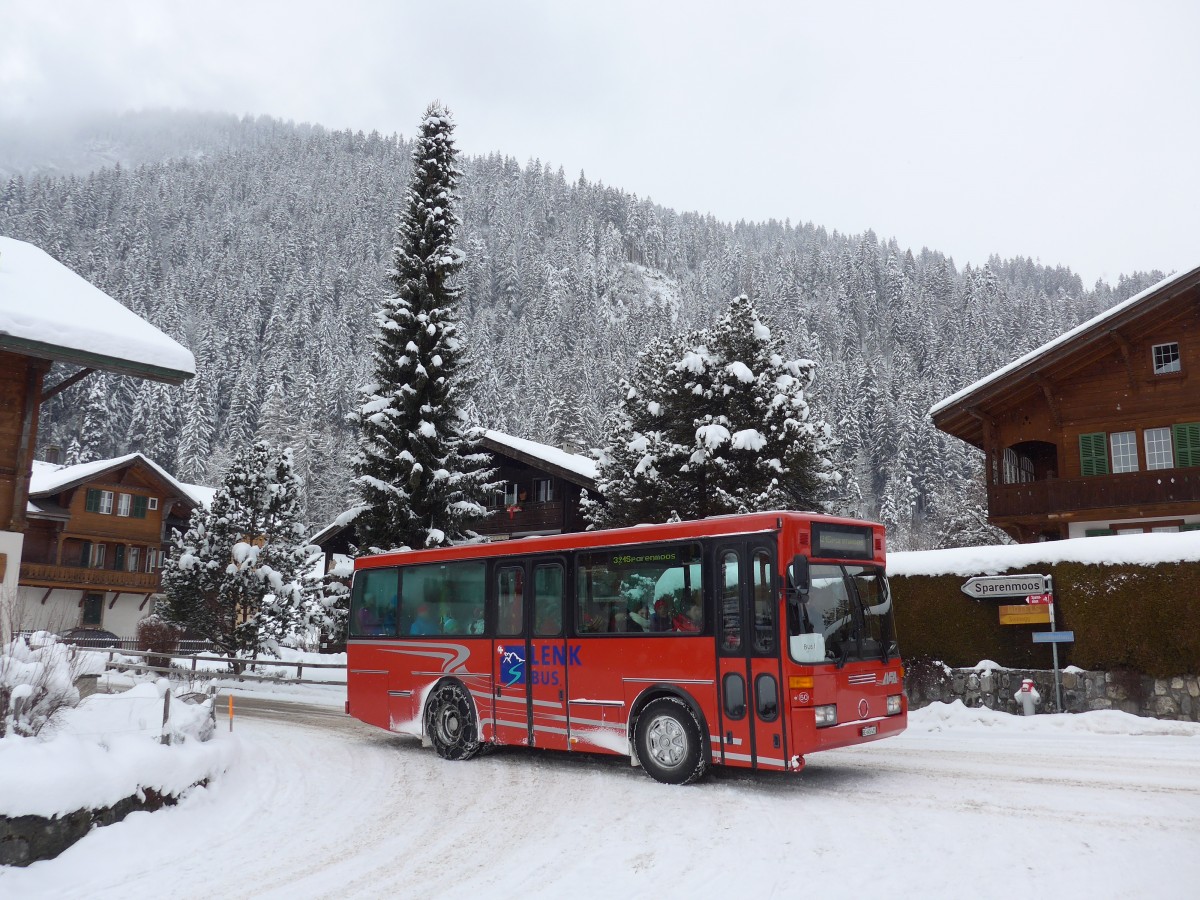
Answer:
[998,604,1051,625]
[960,574,1052,599]
[1032,631,1075,644]
[962,573,1064,711]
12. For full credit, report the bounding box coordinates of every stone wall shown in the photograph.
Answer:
[905,662,1200,721]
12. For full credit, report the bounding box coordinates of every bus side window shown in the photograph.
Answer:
[497,567,524,636]
[719,550,741,652]
[752,549,775,654]
[534,564,564,635]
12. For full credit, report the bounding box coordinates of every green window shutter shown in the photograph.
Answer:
[1181,523,1200,532]
[1079,433,1109,476]
[132,495,148,518]
[1085,528,1116,536]
[85,489,100,512]
[1172,423,1200,468]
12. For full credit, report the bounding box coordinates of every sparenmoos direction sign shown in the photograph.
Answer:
[960,574,1052,599]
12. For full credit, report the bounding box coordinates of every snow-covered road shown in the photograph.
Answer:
[4,700,1199,900]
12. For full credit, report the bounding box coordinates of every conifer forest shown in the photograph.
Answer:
[0,112,1168,548]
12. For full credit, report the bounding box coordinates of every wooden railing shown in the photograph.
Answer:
[989,469,1200,519]
[475,500,566,535]
[19,562,161,591]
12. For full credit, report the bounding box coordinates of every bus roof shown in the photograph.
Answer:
[355,511,882,571]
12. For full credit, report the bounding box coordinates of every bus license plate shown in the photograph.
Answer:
[861,725,877,737]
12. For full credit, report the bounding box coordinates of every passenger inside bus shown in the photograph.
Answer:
[650,599,673,632]
[468,606,485,634]
[410,604,439,635]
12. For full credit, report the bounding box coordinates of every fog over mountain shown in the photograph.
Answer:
[0,111,1167,547]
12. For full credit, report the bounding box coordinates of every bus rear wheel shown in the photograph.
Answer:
[635,697,708,785]
[425,681,482,761]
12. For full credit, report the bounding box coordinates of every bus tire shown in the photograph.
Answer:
[425,681,482,761]
[634,697,708,785]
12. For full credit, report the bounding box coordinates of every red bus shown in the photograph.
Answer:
[346,511,905,784]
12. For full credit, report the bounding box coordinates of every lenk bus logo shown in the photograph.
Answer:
[499,647,525,686]
[498,645,584,687]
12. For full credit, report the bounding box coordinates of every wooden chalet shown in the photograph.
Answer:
[931,264,1200,541]
[0,236,195,642]
[311,430,599,560]
[474,430,597,539]
[17,455,209,636]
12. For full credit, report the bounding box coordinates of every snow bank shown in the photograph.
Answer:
[0,681,235,818]
[889,531,1200,577]
[910,700,1200,737]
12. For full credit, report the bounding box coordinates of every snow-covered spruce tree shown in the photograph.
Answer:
[160,441,314,664]
[583,329,701,529]
[586,295,838,528]
[350,102,492,551]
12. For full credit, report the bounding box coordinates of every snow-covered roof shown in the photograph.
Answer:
[930,262,1200,418]
[28,454,212,511]
[0,236,195,384]
[309,504,367,547]
[888,531,1200,578]
[481,430,597,487]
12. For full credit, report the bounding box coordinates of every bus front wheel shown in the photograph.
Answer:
[425,681,482,761]
[635,697,708,785]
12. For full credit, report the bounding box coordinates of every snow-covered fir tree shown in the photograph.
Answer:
[160,441,315,662]
[586,295,838,528]
[349,103,493,551]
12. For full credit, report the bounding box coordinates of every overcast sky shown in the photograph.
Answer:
[2,0,1197,285]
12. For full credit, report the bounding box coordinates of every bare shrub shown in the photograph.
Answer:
[1,631,84,738]
[137,614,183,674]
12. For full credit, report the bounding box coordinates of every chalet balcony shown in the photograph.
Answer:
[19,562,162,593]
[475,500,566,537]
[988,469,1200,520]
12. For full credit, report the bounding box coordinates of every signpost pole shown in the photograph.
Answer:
[1046,575,1062,712]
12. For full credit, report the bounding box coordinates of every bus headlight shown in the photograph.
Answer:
[814,704,837,727]
[887,695,903,715]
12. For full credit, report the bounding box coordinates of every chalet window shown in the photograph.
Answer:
[502,483,519,506]
[1078,433,1109,477]
[85,489,114,514]
[148,497,159,511]
[1151,525,1180,533]
[79,540,92,566]
[1152,342,1181,375]
[91,543,106,568]
[534,478,554,502]
[113,545,126,571]
[117,493,132,517]
[81,593,104,627]
[128,547,140,572]
[1109,431,1139,474]
[1145,427,1175,470]
[146,549,159,573]
[1174,423,1200,468]
[132,495,149,518]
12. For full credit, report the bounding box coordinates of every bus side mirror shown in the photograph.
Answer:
[788,555,810,595]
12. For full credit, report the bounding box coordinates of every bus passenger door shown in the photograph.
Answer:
[714,541,786,770]
[493,564,532,746]
[714,545,756,767]
[745,542,786,770]
[527,560,570,751]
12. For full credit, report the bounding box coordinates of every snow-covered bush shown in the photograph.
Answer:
[0,632,87,738]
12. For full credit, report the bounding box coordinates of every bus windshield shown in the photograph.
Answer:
[790,563,898,666]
